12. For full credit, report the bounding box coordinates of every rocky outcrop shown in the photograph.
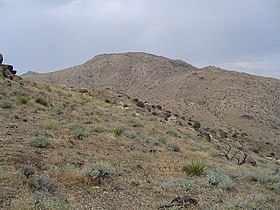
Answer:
[0,53,17,80]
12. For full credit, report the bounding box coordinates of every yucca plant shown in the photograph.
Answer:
[113,127,124,136]
[183,161,207,176]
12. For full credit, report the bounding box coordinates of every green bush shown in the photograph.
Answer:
[1,100,12,109]
[113,127,124,136]
[161,178,198,191]
[136,101,145,108]
[183,161,207,176]
[36,96,48,106]
[19,96,29,104]
[28,176,56,193]
[83,164,117,184]
[193,121,201,131]
[31,136,50,148]
[167,143,181,152]
[22,165,35,178]
[69,124,89,139]
[203,169,234,190]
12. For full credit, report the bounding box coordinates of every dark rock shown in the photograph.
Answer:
[0,53,3,64]
[240,114,254,120]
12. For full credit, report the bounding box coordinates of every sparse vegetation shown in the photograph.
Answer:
[161,178,198,191]
[35,95,48,106]
[273,181,280,192]
[113,126,124,136]
[0,76,279,209]
[18,95,29,104]
[203,169,234,190]
[31,136,51,148]
[167,143,180,152]
[22,165,35,178]
[28,176,56,193]
[83,164,117,184]
[1,100,12,109]
[166,128,179,138]
[193,121,201,131]
[183,161,207,176]
[69,124,89,139]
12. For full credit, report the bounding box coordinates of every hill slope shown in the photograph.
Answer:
[0,76,280,209]
[27,52,280,159]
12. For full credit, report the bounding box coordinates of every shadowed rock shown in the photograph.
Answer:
[0,53,18,80]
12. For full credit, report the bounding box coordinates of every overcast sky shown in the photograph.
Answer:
[0,0,280,79]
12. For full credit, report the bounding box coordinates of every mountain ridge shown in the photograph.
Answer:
[25,52,280,158]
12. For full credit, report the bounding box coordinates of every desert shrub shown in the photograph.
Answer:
[273,181,280,192]
[161,178,198,191]
[40,119,59,130]
[166,128,180,138]
[32,192,69,210]
[69,124,89,139]
[246,171,270,183]
[203,169,234,190]
[167,143,181,152]
[22,165,35,178]
[133,98,139,102]
[18,96,29,104]
[151,105,156,109]
[52,105,64,115]
[83,164,117,184]
[35,96,48,106]
[31,136,50,148]
[136,101,145,108]
[158,136,167,144]
[105,99,110,103]
[156,105,162,110]
[1,100,12,109]
[127,120,144,128]
[93,126,107,133]
[193,121,201,131]
[113,126,124,136]
[126,132,160,146]
[183,161,207,176]
[152,111,159,116]
[28,176,56,193]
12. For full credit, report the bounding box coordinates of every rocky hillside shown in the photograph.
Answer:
[26,52,280,159]
[1,74,280,209]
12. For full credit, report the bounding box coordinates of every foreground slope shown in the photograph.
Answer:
[26,52,280,159]
[1,75,280,209]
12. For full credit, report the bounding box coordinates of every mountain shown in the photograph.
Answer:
[26,52,280,159]
[1,66,280,209]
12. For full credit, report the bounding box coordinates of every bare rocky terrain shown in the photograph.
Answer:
[26,52,280,159]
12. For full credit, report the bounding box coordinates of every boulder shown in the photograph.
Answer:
[0,53,3,64]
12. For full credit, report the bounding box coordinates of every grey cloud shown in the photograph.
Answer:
[0,0,279,78]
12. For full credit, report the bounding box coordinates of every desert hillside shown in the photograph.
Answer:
[26,52,280,159]
[1,72,280,209]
